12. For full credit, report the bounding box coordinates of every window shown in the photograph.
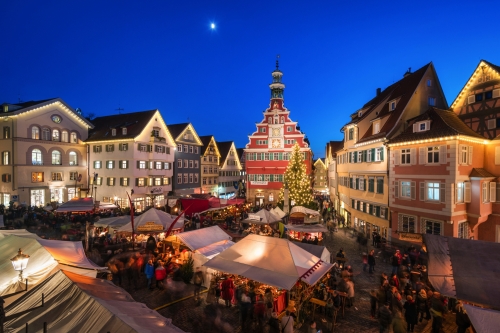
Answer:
[424,219,442,235]
[51,151,61,165]
[428,97,436,106]
[482,182,490,203]
[32,127,40,139]
[154,177,161,186]
[260,127,266,133]
[368,177,375,192]
[401,181,411,198]
[59,130,68,142]
[194,173,199,183]
[485,91,493,100]
[122,127,127,135]
[475,93,483,102]
[458,222,469,239]
[348,128,354,140]
[183,174,188,183]
[456,182,464,203]
[120,177,129,186]
[70,132,78,143]
[177,144,182,151]
[111,128,116,136]
[287,126,293,132]
[189,146,193,153]
[137,178,145,187]
[177,159,182,168]
[31,172,44,183]
[52,129,60,141]
[189,174,194,183]
[107,161,114,169]
[108,177,115,186]
[3,126,10,139]
[194,160,199,168]
[70,172,78,180]
[69,152,78,165]
[42,128,50,141]
[177,174,182,184]
[94,145,102,153]
[202,177,207,185]
[120,160,129,169]
[155,161,162,169]
[138,161,146,169]
[183,145,188,152]
[399,214,416,233]
[389,100,396,111]
[152,129,160,138]
[118,143,128,151]
[194,147,199,154]
[106,144,114,152]
[401,149,410,164]
[183,160,188,168]
[426,79,432,87]
[32,149,42,165]
[427,182,440,201]
[51,172,63,181]
[376,177,384,194]
[94,161,102,169]
[460,145,468,164]
[427,147,439,163]
[375,148,383,162]
[373,122,380,134]
[189,160,193,168]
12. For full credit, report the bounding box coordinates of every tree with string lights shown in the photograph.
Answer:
[279,143,314,207]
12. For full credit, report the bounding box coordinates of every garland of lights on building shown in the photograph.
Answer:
[279,143,313,206]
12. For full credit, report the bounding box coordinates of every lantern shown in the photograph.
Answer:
[11,248,30,281]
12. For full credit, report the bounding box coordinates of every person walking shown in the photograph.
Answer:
[221,275,235,307]
[145,259,155,290]
[455,301,471,333]
[193,267,204,300]
[391,311,406,333]
[391,250,401,275]
[370,289,378,318]
[378,302,392,333]
[155,261,167,289]
[430,292,447,333]
[404,295,418,332]
[268,312,280,333]
[368,249,376,275]
[280,310,294,333]
[417,289,429,322]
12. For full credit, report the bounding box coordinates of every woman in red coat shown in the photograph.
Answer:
[221,276,234,307]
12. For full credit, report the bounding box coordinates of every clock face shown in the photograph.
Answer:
[272,139,280,148]
[272,128,280,136]
[51,115,62,123]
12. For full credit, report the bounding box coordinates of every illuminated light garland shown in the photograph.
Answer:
[278,143,313,206]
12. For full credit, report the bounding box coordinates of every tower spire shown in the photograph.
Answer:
[276,54,280,70]
[269,57,285,102]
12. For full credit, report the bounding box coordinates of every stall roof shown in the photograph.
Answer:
[175,226,232,251]
[0,229,40,239]
[203,234,332,290]
[294,242,331,264]
[37,239,106,271]
[272,206,286,218]
[4,270,186,333]
[290,206,320,216]
[242,209,281,225]
[56,197,95,212]
[196,240,235,259]
[464,304,500,333]
[94,216,131,229]
[286,224,328,233]
[118,209,184,232]
[424,234,500,309]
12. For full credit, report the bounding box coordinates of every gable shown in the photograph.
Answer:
[174,124,203,146]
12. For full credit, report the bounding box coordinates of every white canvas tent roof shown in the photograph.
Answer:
[37,239,106,271]
[463,304,500,333]
[196,240,235,259]
[293,242,331,263]
[175,226,231,251]
[203,234,332,290]
[242,209,282,225]
[286,224,328,233]
[94,215,131,229]
[4,270,186,333]
[290,206,320,216]
[99,202,119,210]
[272,206,286,218]
[56,198,95,212]
[0,229,40,239]
[118,209,184,232]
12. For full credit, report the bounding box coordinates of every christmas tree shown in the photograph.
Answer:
[279,143,313,206]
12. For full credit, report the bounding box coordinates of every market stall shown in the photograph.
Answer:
[293,242,331,264]
[271,206,286,218]
[203,234,332,316]
[94,215,131,230]
[286,223,328,243]
[240,208,282,236]
[55,197,95,213]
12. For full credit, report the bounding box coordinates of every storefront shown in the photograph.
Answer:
[30,188,45,207]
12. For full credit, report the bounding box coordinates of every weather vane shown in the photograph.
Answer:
[276,54,280,70]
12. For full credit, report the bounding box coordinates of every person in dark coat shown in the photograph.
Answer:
[368,249,376,274]
[455,301,471,333]
[378,302,392,333]
[417,289,429,322]
[146,234,156,253]
[403,295,418,332]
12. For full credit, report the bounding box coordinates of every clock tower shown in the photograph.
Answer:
[244,59,312,207]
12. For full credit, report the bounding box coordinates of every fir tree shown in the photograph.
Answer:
[279,143,313,206]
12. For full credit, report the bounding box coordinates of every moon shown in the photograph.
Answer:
[210,23,215,30]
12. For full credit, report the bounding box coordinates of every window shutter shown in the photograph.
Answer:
[439,146,447,164]
[413,123,418,132]
[354,128,358,142]
[351,199,355,207]
[395,181,399,198]
[468,146,473,165]
[380,148,384,161]
[450,183,455,204]
[118,161,123,169]
[458,145,464,165]
[420,182,425,201]
[363,179,366,191]
[119,144,123,151]
[464,182,472,203]
[490,182,497,202]
[111,145,114,152]
[440,183,446,203]
[394,150,400,166]
[125,161,129,169]
[419,147,425,165]
[136,161,140,168]
[468,95,475,104]
[135,178,139,186]
[93,161,97,168]
[371,148,376,161]
[410,148,416,165]
[137,144,141,151]
[355,177,359,190]
[411,181,416,200]
[495,147,500,165]
[369,204,373,214]
[93,145,96,153]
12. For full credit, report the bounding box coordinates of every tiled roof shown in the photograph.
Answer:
[217,141,234,163]
[353,63,432,144]
[199,135,215,154]
[482,60,500,75]
[86,110,157,142]
[166,123,190,140]
[3,98,57,110]
[236,148,245,158]
[389,107,484,144]
[328,140,344,153]
[470,168,496,178]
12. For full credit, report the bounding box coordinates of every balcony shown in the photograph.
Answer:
[32,161,43,166]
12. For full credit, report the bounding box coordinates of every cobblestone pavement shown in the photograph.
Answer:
[120,227,460,333]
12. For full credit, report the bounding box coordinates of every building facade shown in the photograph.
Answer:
[217,141,242,199]
[325,141,343,212]
[313,158,328,195]
[245,62,312,206]
[336,63,448,239]
[86,110,175,212]
[0,98,92,207]
[167,123,203,196]
[199,135,220,196]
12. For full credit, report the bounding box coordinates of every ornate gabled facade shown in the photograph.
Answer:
[245,62,312,206]
[167,123,203,196]
[87,110,175,211]
[199,135,221,196]
[325,140,343,210]
[313,158,328,194]
[217,141,242,198]
[336,63,448,239]
[451,60,500,139]
[0,98,93,207]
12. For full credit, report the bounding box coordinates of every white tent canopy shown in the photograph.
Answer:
[272,206,286,218]
[56,197,95,212]
[95,216,131,229]
[203,234,332,290]
[242,209,282,225]
[0,229,40,239]
[286,224,328,233]
[290,206,320,216]
[4,270,186,333]
[294,242,331,263]
[118,209,184,233]
[175,226,231,251]
[37,239,106,271]
[463,304,500,333]
[99,202,119,210]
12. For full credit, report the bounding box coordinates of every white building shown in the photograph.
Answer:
[217,141,242,199]
[86,110,175,212]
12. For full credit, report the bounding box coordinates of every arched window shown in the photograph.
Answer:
[52,129,60,141]
[61,131,68,142]
[42,128,50,141]
[69,152,78,165]
[274,116,279,124]
[52,150,61,165]
[280,116,284,124]
[70,132,78,143]
[32,127,40,140]
[268,117,272,124]
[32,149,42,165]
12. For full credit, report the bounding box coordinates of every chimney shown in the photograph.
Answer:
[403,67,412,77]
[376,88,381,96]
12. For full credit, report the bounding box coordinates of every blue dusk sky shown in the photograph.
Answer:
[1,1,499,157]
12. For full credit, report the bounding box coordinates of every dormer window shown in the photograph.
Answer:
[111,128,116,136]
[373,122,380,134]
[152,127,160,138]
[122,127,127,135]
[389,100,397,111]
[348,128,354,140]
[358,111,363,117]
[413,120,430,132]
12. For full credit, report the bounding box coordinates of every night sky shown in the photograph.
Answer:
[2,1,498,157]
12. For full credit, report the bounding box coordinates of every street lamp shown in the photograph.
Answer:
[10,248,30,282]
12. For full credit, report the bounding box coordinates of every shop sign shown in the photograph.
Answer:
[247,214,261,221]
[399,232,423,242]
[304,215,319,223]
[251,181,268,185]
[168,199,177,207]
[137,221,164,232]
[150,187,163,194]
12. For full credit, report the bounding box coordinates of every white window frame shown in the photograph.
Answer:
[482,181,490,203]
[422,218,443,235]
[177,174,182,184]
[401,181,412,198]
[399,214,416,233]
[401,149,411,165]
[427,146,440,164]
[456,182,464,203]
[458,221,469,239]
[426,182,440,202]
